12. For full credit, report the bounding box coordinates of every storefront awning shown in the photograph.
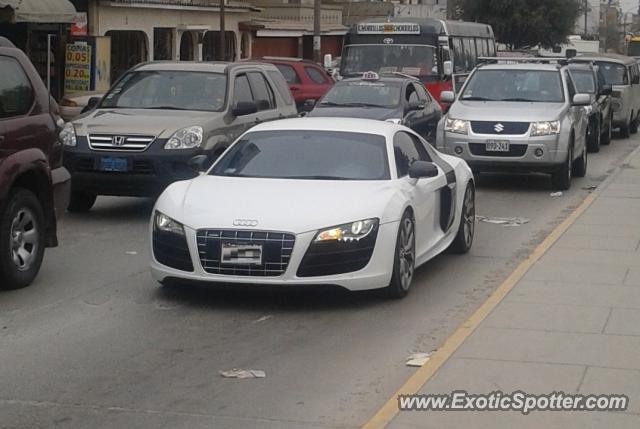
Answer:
[0,0,77,23]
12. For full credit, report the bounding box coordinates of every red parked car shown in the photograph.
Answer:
[0,37,70,289]
[256,57,334,110]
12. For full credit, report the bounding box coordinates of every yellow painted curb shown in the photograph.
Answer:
[362,192,598,429]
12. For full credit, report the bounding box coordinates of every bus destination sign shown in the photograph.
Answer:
[356,23,421,35]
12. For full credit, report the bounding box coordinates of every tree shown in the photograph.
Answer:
[455,0,582,50]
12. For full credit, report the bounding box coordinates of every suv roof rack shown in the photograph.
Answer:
[477,57,568,66]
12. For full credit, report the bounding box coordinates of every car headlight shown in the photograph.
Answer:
[154,211,185,236]
[530,121,560,136]
[164,126,203,150]
[386,118,403,125]
[314,218,378,242]
[59,122,77,147]
[444,117,469,135]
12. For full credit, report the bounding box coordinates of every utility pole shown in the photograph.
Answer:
[219,0,226,61]
[313,0,321,63]
[584,0,588,37]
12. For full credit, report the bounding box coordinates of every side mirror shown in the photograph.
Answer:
[440,90,455,104]
[409,161,439,179]
[323,54,332,69]
[302,99,316,112]
[601,84,613,96]
[443,60,453,77]
[572,93,591,106]
[188,154,209,172]
[407,100,424,111]
[83,96,101,113]
[232,101,258,117]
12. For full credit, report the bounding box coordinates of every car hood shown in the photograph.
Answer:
[157,175,404,234]
[308,106,399,121]
[72,108,217,138]
[449,101,565,122]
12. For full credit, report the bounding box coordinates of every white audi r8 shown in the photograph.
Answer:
[150,118,475,298]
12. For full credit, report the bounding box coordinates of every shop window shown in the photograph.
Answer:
[154,28,173,60]
[106,30,148,82]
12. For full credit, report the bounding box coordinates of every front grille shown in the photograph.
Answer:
[88,134,155,152]
[132,159,155,174]
[470,121,530,135]
[153,230,194,272]
[75,158,95,172]
[196,229,295,277]
[469,143,528,157]
[73,157,155,174]
[297,227,378,277]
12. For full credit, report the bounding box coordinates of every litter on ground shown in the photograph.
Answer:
[406,352,431,367]
[476,215,530,227]
[220,369,266,379]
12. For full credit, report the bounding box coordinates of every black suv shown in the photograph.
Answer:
[61,61,298,211]
[568,63,613,153]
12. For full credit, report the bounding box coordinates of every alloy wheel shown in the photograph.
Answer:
[398,217,415,291]
[10,208,39,272]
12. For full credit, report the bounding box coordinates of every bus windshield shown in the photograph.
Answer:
[341,45,438,81]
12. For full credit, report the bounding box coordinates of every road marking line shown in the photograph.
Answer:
[362,192,598,429]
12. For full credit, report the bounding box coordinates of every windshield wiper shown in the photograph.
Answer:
[499,98,538,102]
[289,175,352,180]
[460,96,495,101]
[144,106,191,110]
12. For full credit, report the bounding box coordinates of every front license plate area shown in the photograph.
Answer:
[486,140,510,152]
[221,243,263,265]
[99,156,128,172]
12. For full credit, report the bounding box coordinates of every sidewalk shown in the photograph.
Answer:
[388,148,640,429]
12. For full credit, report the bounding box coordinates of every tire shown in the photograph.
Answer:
[631,112,639,134]
[551,143,572,191]
[0,189,46,290]
[587,118,600,153]
[601,114,612,145]
[620,115,631,138]
[448,183,475,254]
[573,145,587,178]
[67,191,97,212]
[384,211,415,299]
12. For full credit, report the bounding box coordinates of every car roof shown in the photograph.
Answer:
[132,61,277,73]
[478,63,561,72]
[249,117,402,136]
[575,53,636,65]
[255,57,318,65]
[338,75,412,84]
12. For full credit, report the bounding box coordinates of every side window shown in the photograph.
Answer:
[233,74,254,105]
[275,64,300,84]
[393,132,429,178]
[305,66,327,84]
[247,72,276,111]
[267,70,294,105]
[415,83,432,102]
[463,38,476,70]
[0,56,34,119]
[451,37,465,73]
[488,40,497,56]
[406,84,419,103]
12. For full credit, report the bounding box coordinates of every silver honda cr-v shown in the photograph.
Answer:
[436,60,590,190]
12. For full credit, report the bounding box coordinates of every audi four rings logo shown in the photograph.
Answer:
[383,38,394,44]
[112,136,126,146]
[494,123,505,133]
[233,219,259,227]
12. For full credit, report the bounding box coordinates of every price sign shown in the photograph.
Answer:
[64,43,92,92]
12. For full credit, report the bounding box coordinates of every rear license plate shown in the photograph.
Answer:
[486,140,510,152]
[99,156,128,172]
[221,243,263,265]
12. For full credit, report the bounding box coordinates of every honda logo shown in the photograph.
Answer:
[494,123,505,133]
[112,136,126,146]
[233,219,259,227]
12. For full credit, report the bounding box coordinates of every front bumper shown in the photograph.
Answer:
[64,136,201,197]
[437,130,568,173]
[150,222,399,292]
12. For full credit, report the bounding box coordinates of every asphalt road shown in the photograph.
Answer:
[1,134,638,429]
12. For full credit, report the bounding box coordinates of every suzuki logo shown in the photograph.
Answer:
[233,219,259,227]
[112,135,126,146]
[383,38,394,44]
[494,123,505,133]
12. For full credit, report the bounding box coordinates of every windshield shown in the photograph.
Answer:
[595,61,628,86]
[460,69,564,103]
[210,130,390,180]
[100,71,227,111]
[628,41,640,57]
[570,69,596,94]
[341,45,438,81]
[319,80,402,108]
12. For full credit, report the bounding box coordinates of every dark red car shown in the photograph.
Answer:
[0,37,70,289]
[256,57,334,110]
